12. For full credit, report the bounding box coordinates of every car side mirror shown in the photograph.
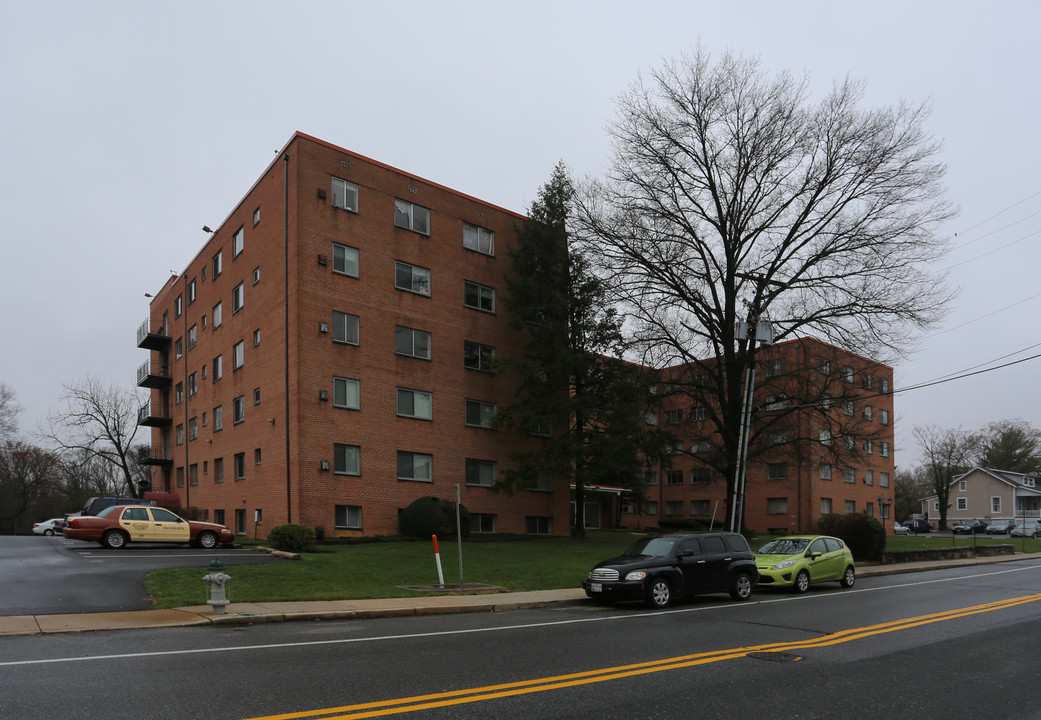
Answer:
[676,550,694,559]
[809,552,822,560]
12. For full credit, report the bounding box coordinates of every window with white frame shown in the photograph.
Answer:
[463,222,494,255]
[232,282,244,313]
[252,267,260,285]
[880,442,890,458]
[188,417,197,441]
[465,459,496,487]
[395,261,431,295]
[820,463,832,480]
[525,516,552,535]
[395,326,431,359]
[844,466,855,484]
[879,409,889,425]
[213,405,223,431]
[187,279,196,305]
[233,396,245,424]
[845,500,856,513]
[233,226,244,257]
[463,280,495,312]
[465,399,496,429]
[957,497,967,510]
[397,388,432,420]
[864,439,873,454]
[333,311,360,345]
[335,504,362,529]
[334,444,360,476]
[880,471,890,487]
[691,468,711,484]
[333,377,360,410]
[644,471,659,485]
[644,501,658,515]
[463,341,495,371]
[844,400,855,416]
[865,470,874,485]
[233,340,244,370]
[526,470,552,492]
[691,500,711,516]
[992,497,1001,513]
[665,409,683,425]
[665,470,683,485]
[213,355,222,382]
[768,463,788,480]
[212,301,222,328]
[394,198,430,234]
[879,378,890,393]
[843,366,854,382]
[820,497,832,514]
[692,406,708,421]
[332,177,359,212]
[864,405,873,421]
[212,250,222,278]
[665,501,684,516]
[470,513,497,533]
[333,242,359,277]
[188,325,197,349]
[819,428,831,446]
[397,451,432,482]
[959,479,967,491]
[188,372,197,396]
[767,497,788,514]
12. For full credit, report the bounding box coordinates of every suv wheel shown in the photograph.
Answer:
[646,578,672,608]
[729,571,753,601]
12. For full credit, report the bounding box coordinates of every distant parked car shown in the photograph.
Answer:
[32,518,65,536]
[893,522,909,535]
[1011,520,1041,538]
[952,519,987,534]
[904,519,931,533]
[754,535,856,593]
[985,520,1016,534]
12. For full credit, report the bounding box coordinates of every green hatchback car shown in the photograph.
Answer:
[754,535,855,593]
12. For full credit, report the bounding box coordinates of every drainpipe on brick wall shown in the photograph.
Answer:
[283,151,292,523]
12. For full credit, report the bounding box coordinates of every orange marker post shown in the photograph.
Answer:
[432,534,445,587]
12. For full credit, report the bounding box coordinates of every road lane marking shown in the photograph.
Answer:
[240,593,1041,720]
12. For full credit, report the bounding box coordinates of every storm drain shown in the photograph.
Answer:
[746,651,804,662]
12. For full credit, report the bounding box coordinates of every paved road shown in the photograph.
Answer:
[0,535,285,616]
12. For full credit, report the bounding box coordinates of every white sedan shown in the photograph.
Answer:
[893,522,909,536]
[32,518,65,536]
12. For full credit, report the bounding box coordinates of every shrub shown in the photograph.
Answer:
[398,496,470,540]
[817,513,884,561]
[267,523,316,553]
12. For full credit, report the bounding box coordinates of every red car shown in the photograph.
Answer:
[63,505,234,549]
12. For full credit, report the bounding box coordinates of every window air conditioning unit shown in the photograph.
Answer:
[317,254,327,266]
[319,322,329,333]
[317,187,327,200]
[318,390,329,401]
[320,460,330,471]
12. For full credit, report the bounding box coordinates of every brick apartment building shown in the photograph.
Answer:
[137,132,566,538]
[597,336,896,535]
[137,132,896,540]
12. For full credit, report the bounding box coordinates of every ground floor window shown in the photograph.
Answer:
[525,516,551,535]
[235,508,246,535]
[335,505,362,529]
[470,513,496,533]
[767,497,788,514]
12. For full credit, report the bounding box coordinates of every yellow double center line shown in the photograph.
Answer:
[246,594,1041,720]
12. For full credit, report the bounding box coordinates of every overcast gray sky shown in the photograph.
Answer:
[3,1,1039,469]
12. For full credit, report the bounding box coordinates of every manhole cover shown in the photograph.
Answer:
[746,651,804,662]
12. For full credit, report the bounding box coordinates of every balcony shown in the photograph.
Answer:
[136,360,172,389]
[137,400,171,427]
[137,318,171,350]
[138,445,173,466]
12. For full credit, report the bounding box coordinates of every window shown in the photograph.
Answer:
[465,459,496,487]
[188,372,197,396]
[763,394,787,411]
[233,226,244,257]
[201,315,207,330]
[691,468,711,484]
[767,498,788,514]
[175,382,183,404]
[768,430,788,446]
[212,302,222,328]
[201,411,207,427]
[644,471,659,485]
[880,442,890,458]
[463,222,494,255]
[395,261,431,295]
[691,439,710,453]
[233,396,245,424]
[176,466,184,488]
[334,444,361,475]
[234,452,245,480]
[819,428,831,446]
[213,405,223,431]
[187,279,196,305]
[644,501,658,515]
[254,448,262,465]
[880,472,890,487]
[233,340,244,370]
[394,198,430,234]
[463,341,495,371]
[525,516,552,535]
[644,411,658,425]
[864,405,873,421]
[332,177,359,211]
[959,479,967,491]
[397,388,433,420]
[252,328,260,346]
[253,207,260,226]
[253,267,260,285]
[175,294,182,318]
[767,463,788,480]
[819,463,832,480]
[666,501,684,516]
[333,242,359,277]
[213,355,222,382]
[819,360,831,375]
[844,400,854,416]
[188,325,197,349]
[879,409,890,425]
[880,378,890,393]
[844,466,855,484]
[395,326,431,359]
[333,311,360,345]
[465,399,495,428]
[763,358,785,376]
[253,387,261,405]
[665,470,683,485]
[335,505,362,529]
[188,417,198,441]
[665,409,683,425]
[863,373,873,390]
[187,463,198,486]
[397,451,432,482]
[233,283,244,313]
[957,497,967,511]
[864,439,873,454]
[691,406,708,422]
[820,497,832,514]
[691,500,711,515]
[820,394,832,410]
[865,470,874,485]
[471,513,496,533]
[843,366,854,382]
[212,251,223,278]
[526,470,552,492]
[845,500,856,513]
[175,337,183,359]
[214,457,224,484]
[463,281,495,312]
[333,377,360,410]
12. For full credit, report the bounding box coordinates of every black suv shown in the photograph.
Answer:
[582,531,759,608]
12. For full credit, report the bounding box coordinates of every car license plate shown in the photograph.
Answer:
[591,583,602,592]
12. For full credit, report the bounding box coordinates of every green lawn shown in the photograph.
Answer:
[144,530,1041,608]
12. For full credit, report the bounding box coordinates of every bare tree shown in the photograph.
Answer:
[914,425,978,530]
[42,377,145,499]
[893,465,932,521]
[0,383,21,440]
[0,441,61,529]
[574,48,955,530]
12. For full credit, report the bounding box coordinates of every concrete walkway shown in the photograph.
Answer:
[0,554,1030,637]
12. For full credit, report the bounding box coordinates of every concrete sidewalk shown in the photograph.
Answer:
[0,554,1030,637]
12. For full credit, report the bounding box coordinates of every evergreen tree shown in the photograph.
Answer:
[497,163,670,538]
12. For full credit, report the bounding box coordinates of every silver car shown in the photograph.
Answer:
[1010,520,1040,538]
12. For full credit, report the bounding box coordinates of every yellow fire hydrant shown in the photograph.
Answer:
[202,558,231,614]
